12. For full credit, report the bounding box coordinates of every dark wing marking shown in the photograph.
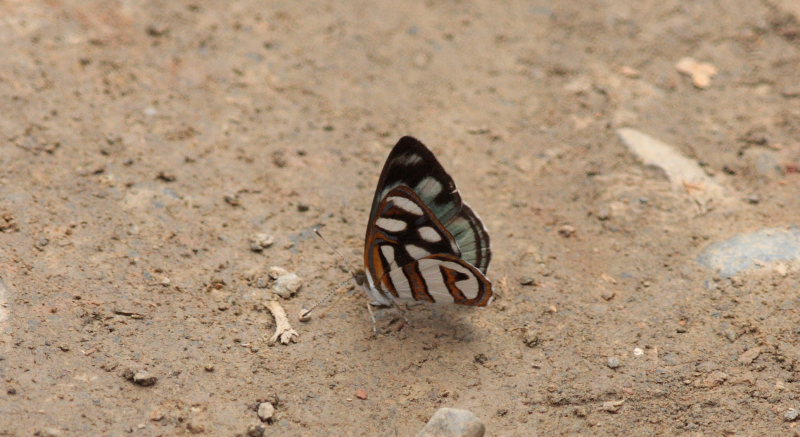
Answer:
[364,136,492,271]
[382,253,493,306]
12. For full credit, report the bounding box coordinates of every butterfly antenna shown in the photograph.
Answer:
[299,277,353,320]
[301,228,362,320]
[313,228,360,280]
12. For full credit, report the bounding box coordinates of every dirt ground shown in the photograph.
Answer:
[2,1,800,436]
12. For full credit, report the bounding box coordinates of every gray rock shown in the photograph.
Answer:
[607,356,621,369]
[123,369,157,387]
[247,424,266,437]
[743,148,783,179]
[257,402,275,422]
[417,408,485,437]
[269,267,303,298]
[785,408,800,422]
[697,227,800,277]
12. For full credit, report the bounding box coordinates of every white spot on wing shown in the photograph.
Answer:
[397,154,423,165]
[417,259,480,301]
[387,196,423,216]
[405,244,430,260]
[416,177,442,198]
[417,260,453,303]
[375,218,406,232]
[388,268,412,299]
[418,226,442,243]
[380,245,396,267]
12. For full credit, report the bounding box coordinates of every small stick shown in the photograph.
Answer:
[265,300,298,345]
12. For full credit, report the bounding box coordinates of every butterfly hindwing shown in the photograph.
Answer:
[384,253,493,306]
[363,136,493,306]
[365,186,460,299]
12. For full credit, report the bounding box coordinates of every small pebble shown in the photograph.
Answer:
[257,402,275,421]
[156,171,176,182]
[558,225,576,238]
[247,424,266,437]
[738,347,761,365]
[269,267,302,298]
[224,194,241,207]
[297,203,310,212]
[600,290,616,301]
[124,369,158,387]
[519,276,536,286]
[34,237,50,250]
[601,400,624,414]
[785,409,800,422]
[354,389,368,400]
[250,233,275,252]
[633,348,644,356]
[417,408,485,437]
[522,328,540,348]
[607,356,621,369]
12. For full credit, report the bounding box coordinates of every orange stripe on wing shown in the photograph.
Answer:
[403,262,434,302]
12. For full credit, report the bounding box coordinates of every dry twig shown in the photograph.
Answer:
[264,299,298,345]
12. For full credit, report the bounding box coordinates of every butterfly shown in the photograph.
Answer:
[362,136,493,307]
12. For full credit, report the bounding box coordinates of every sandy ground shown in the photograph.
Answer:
[2,1,800,436]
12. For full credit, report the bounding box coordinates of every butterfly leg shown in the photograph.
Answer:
[366,301,378,334]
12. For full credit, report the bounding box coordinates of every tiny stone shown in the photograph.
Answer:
[596,206,610,221]
[417,408,485,437]
[59,344,70,352]
[150,409,164,421]
[600,400,625,414]
[738,347,761,365]
[156,171,176,182]
[600,290,615,301]
[250,233,274,252]
[558,225,576,238]
[747,194,761,204]
[204,364,214,372]
[7,388,17,395]
[271,269,302,298]
[519,276,536,286]
[785,409,800,422]
[160,277,171,287]
[257,402,275,421]
[724,329,738,342]
[131,371,157,387]
[224,194,240,207]
[633,347,644,356]
[607,356,621,369]
[297,203,309,212]
[247,424,266,437]
[355,389,368,400]
[298,308,312,322]
[522,328,540,348]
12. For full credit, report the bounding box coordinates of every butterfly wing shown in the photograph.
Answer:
[384,253,493,306]
[363,136,493,306]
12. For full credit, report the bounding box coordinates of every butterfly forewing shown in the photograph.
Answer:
[364,136,493,306]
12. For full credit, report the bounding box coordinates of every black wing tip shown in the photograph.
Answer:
[393,136,432,154]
